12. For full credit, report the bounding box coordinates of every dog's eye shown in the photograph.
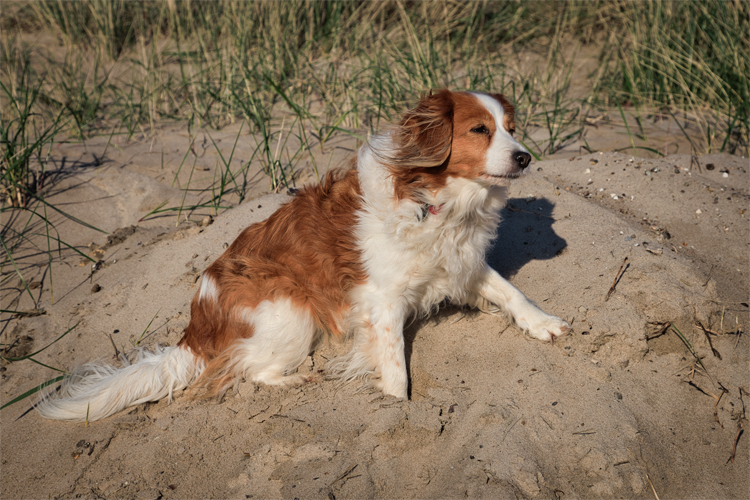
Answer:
[471,125,489,135]
[508,127,516,136]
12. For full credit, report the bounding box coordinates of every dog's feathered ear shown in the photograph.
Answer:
[384,89,454,168]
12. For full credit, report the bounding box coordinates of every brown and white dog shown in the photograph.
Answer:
[38,90,570,422]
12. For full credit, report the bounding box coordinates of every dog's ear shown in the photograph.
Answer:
[387,89,454,168]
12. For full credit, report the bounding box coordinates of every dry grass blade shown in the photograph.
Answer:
[108,334,121,359]
[670,322,715,387]
[134,308,162,346]
[696,320,722,359]
[5,308,46,318]
[734,324,744,350]
[669,322,736,430]
[502,417,521,442]
[646,473,660,500]
[572,430,596,435]
[645,320,671,341]
[605,257,629,301]
[728,388,746,464]
[325,462,359,497]
[713,383,729,429]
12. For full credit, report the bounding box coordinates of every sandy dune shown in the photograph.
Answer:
[1,126,748,499]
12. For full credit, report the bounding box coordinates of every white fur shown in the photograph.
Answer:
[36,346,203,422]
[229,298,317,386]
[198,274,219,303]
[475,264,566,341]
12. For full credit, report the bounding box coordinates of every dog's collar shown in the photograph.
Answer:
[419,203,445,221]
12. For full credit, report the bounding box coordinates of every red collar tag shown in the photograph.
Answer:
[428,204,444,216]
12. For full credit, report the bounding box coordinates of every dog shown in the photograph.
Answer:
[37,90,570,422]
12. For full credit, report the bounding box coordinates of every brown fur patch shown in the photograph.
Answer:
[178,168,365,368]
[386,89,455,168]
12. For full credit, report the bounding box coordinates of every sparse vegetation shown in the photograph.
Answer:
[2,1,746,155]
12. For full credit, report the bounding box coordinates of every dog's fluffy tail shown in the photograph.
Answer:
[36,345,203,422]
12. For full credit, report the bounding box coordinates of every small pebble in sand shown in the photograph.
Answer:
[696,209,702,214]
[91,284,101,293]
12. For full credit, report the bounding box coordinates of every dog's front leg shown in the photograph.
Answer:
[369,304,409,399]
[476,263,570,341]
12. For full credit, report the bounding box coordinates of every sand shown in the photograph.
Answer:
[1,122,748,499]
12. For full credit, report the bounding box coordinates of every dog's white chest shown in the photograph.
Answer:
[355,200,500,314]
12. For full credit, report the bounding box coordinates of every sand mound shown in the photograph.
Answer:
[1,149,747,499]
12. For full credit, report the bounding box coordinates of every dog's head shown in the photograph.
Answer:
[383,89,531,198]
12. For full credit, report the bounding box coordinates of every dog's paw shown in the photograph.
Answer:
[374,375,408,399]
[516,310,571,342]
[375,382,408,399]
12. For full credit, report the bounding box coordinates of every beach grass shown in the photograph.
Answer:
[2,1,745,155]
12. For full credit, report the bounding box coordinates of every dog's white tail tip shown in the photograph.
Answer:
[36,345,202,422]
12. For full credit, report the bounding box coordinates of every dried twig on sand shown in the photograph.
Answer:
[696,321,722,359]
[713,383,729,429]
[108,334,121,359]
[645,321,671,341]
[670,323,715,387]
[605,257,629,301]
[646,473,660,500]
[728,388,747,464]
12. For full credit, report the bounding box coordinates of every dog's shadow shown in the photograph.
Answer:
[403,197,567,391]
[486,197,567,277]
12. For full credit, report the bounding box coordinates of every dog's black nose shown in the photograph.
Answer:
[514,151,532,170]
